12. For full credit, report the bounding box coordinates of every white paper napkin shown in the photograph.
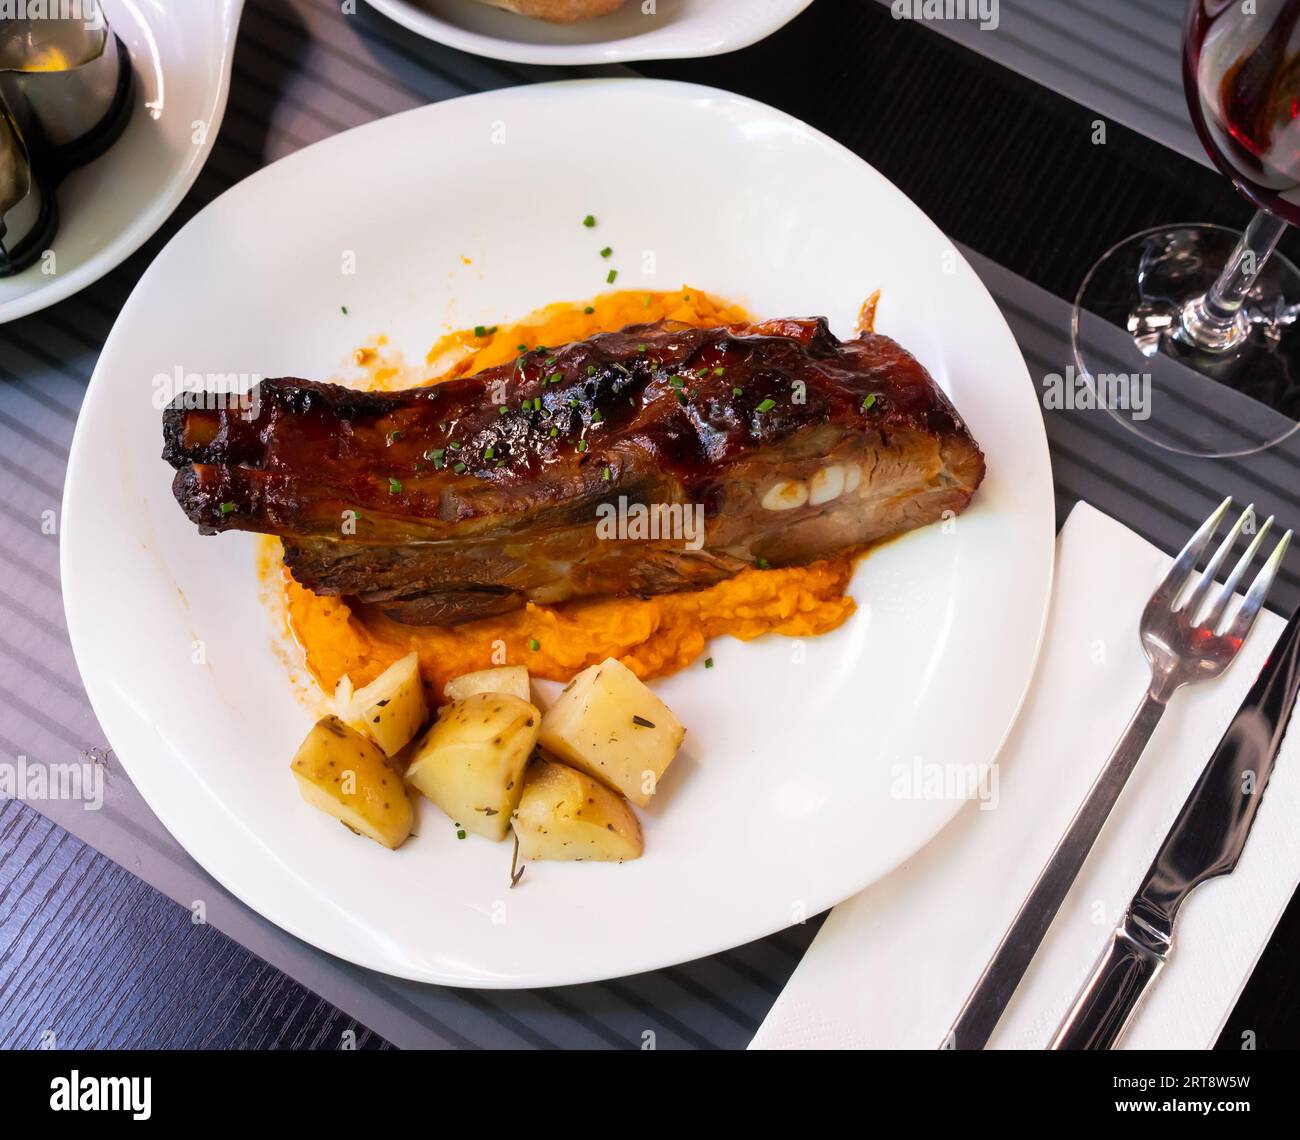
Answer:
[751,502,1300,1050]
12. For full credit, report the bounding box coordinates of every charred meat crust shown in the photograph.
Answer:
[162,318,985,624]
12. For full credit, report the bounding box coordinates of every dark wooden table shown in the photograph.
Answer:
[1,0,1297,1049]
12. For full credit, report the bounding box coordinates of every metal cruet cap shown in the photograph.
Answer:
[0,0,134,174]
[0,99,56,277]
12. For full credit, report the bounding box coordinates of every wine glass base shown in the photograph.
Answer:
[1072,224,1300,458]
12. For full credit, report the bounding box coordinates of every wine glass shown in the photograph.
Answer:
[1072,0,1300,458]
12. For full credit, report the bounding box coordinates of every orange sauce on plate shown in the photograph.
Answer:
[273,289,859,698]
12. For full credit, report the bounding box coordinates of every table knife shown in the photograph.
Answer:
[1051,606,1300,1050]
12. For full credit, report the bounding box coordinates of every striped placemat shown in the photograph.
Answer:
[2,0,1297,1048]
[873,0,1203,165]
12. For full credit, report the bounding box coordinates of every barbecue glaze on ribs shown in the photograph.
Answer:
[163,318,985,625]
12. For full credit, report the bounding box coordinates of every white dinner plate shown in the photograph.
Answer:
[63,79,1054,988]
[365,0,812,65]
[0,0,243,323]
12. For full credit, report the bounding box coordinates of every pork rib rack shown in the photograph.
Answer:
[162,318,986,625]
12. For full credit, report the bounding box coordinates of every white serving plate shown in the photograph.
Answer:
[0,0,243,323]
[63,79,1054,988]
[365,0,811,65]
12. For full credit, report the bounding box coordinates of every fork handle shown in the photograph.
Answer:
[943,691,1167,1050]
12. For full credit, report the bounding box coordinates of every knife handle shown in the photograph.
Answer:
[1050,923,1166,1050]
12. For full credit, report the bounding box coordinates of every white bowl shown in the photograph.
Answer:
[0,0,244,323]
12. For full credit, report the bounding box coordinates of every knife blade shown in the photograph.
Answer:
[1051,605,1300,1050]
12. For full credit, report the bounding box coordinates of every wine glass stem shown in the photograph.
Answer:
[1178,209,1288,352]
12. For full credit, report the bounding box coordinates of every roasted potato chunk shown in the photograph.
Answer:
[404,693,540,840]
[347,652,427,757]
[512,759,643,862]
[442,665,530,704]
[538,658,684,807]
[291,716,414,849]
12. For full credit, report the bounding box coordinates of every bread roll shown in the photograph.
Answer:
[473,0,625,23]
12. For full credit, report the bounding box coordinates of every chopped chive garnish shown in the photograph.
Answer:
[456,828,467,840]
[592,410,603,422]
[669,376,684,388]
[547,372,561,384]
[425,447,445,461]
[474,325,487,337]
[631,715,655,728]
[732,386,744,396]
[577,439,588,452]
[484,447,495,459]
[582,215,596,227]
[453,461,467,474]
[449,441,462,450]
[637,343,646,352]
[704,657,714,669]
[756,556,770,570]
[603,466,612,481]
[528,638,540,651]
[714,367,725,375]
[516,343,528,352]
[756,398,776,413]
[499,405,508,416]
[550,427,559,437]
[587,364,596,375]
[388,478,402,494]
[606,269,618,284]
[533,397,542,410]
[600,246,613,259]
[643,295,651,308]
[219,501,235,515]
[862,393,877,410]
[387,429,403,443]
[340,305,348,315]
[583,306,595,315]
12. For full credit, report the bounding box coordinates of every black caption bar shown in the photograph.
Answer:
[0,1048,1292,1124]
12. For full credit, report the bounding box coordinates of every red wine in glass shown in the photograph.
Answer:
[1186,0,1300,224]
[1070,0,1300,457]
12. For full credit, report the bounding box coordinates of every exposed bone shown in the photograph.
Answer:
[809,465,846,506]
[762,479,810,511]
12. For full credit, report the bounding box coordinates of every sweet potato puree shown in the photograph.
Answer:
[277,289,859,698]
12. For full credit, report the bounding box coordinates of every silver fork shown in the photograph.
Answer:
[945,497,1292,1050]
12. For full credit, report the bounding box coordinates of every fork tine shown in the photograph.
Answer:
[1154,496,1232,606]
[1202,515,1274,631]
[1184,503,1253,621]
[1223,530,1293,644]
